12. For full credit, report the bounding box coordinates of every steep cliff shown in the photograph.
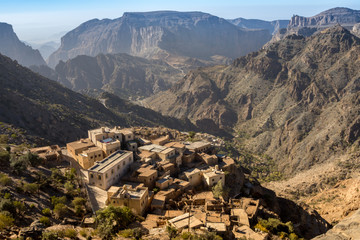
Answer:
[32,53,183,99]
[228,18,289,35]
[147,26,360,176]
[0,22,46,67]
[48,11,271,68]
[270,7,360,44]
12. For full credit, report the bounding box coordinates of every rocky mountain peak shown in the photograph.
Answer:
[0,22,46,67]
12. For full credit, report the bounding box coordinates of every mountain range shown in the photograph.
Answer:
[47,11,272,68]
[0,22,46,67]
[0,53,200,145]
[30,53,184,99]
[228,18,289,35]
[146,26,360,177]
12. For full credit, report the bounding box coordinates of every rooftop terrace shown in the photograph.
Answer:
[88,150,132,173]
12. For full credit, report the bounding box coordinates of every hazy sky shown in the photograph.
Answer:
[1,0,359,43]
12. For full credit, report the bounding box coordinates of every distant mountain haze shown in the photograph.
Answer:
[48,11,272,68]
[228,18,289,35]
[0,22,46,67]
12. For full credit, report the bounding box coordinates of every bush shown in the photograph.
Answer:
[42,208,51,216]
[51,168,65,183]
[0,212,14,230]
[39,216,51,227]
[166,225,178,239]
[13,201,25,214]
[0,134,8,144]
[10,154,29,174]
[50,196,67,206]
[23,183,39,195]
[0,151,10,166]
[0,173,12,186]
[254,218,299,238]
[74,205,85,217]
[0,199,16,215]
[64,181,74,193]
[72,197,86,207]
[53,203,68,219]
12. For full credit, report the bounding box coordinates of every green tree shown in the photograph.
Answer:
[0,173,12,186]
[23,183,40,195]
[96,206,136,239]
[10,154,29,175]
[72,197,86,207]
[53,203,68,219]
[39,216,51,227]
[212,181,226,199]
[0,212,14,230]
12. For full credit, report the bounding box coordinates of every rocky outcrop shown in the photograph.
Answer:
[146,26,360,175]
[352,23,360,37]
[228,18,289,35]
[269,8,360,45]
[0,22,46,67]
[313,209,360,240]
[289,7,360,28]
[48,11,271,68]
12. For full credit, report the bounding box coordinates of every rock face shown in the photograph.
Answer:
[352,23,360,37]
[270,8,360,43]
[289,7,360,28]
[32,53,183,99]
[0,22,46,67]
[146,26,360,175]
[48,11,272,68]
[0,53,198,145]
[228,18,289,35]
[313,209,360,240]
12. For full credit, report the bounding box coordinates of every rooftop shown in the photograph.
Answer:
[138,144,167,153]
[111,186,147,199]
[184,168,201,177]
[185,141,211,150]
[67,138,94,150]
[83,146,102,154]
[160,148,175,154]
[164,142,185,149]
[88,150,132,173]
[203,170,224,178]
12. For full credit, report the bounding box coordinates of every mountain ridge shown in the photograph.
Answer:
[0,22,46,67]
[47,11,271,68]
[146,26,360,176]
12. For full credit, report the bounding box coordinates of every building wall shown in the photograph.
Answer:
[108,189,149,215]
[186,171,202,187]
[88,152,133,190]
[204,172,225,187]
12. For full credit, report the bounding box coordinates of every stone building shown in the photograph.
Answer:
[107,185,149,215]
[87,150,133,190]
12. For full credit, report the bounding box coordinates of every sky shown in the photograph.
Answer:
[1,0,360,44]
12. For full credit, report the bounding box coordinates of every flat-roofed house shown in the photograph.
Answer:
[151,135,170,146]
[136,165,158,188]
[118,128,135,143]
[198,153,218,166]
[203,169,225,188]
[88,127,122,156]
[164,142,185,166]
[87,150,133,190]
[107,185,149,215]
[138,144,178,162]
[67,138,104,169]
[77,146,104,169]
[185,141,211,153]
[181,168,202,187]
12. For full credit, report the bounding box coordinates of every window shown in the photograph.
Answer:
[98,175,101,180]
[117,165,119,170]
[90,156,93,159]
[90,174,93,178]
[220,177,222,179]
[105,174,108,179]
[111,169,114,175]
[212,179,214,182]
[123,162,125,166]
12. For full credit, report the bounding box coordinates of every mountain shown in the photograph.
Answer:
[270,7,360,43]
[0,53,200,145]
[146,26,360,176]
[47,11,272,68]
[228,18,289,35]
[27,41,60,60]
[0,23,46,67]
[31,53,184,99]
